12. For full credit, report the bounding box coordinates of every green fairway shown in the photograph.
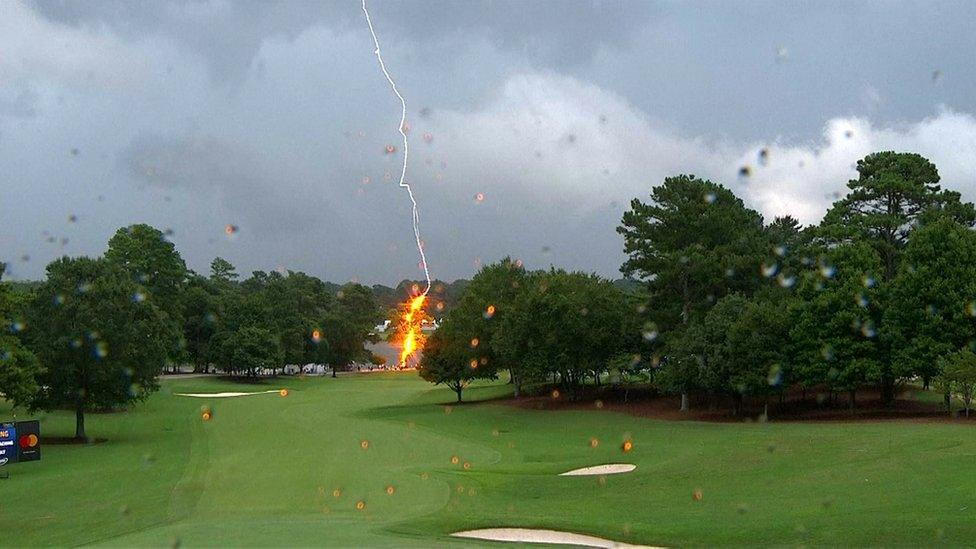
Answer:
[2,373,976,547]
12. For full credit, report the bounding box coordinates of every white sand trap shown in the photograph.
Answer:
[174,390,281,398]
[559,463,637,476]
[451,528,661,548]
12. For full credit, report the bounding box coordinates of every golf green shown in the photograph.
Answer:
[1,372,975,546]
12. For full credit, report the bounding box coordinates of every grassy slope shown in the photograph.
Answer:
[1,373,975,547]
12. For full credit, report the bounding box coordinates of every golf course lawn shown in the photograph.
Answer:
[2,372,976,547]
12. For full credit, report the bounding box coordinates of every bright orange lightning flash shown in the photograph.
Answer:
[398,294,427,367]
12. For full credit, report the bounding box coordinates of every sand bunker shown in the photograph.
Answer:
[174,390,281,398]
[451,528,660,548]
[559,464,637,476]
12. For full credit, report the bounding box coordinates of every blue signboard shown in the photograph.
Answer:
[0,422,16,465]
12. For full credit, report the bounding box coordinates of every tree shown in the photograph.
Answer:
[619,175,766,408]
[25,257,171,440]
[209,257,239,285]
[790,243,883,408]
[419,318,497,402]
[658,323,707,410]
[105,224,187,364]
[179,275,220,372]
[317,282,383,376]
[320,313,366,377]
[763,215,810,292]
[258,271,336,366]
[818,153,976,405]
[0,334,40,408]
[493,270,634,396]
[216,326,282,377]
[821,152,975,281]
[449,258,527,394]
[619,174,766,327]
[884,217,976,390]
[336,282,382,336]
[0,264,41,407]
[938,349,976,417]
[105,224,187,310]
[723,294,791,416]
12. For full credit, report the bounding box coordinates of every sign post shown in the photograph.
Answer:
[0,420,40,478]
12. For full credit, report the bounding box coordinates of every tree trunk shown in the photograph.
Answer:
[512,370,521,398]
[881,376,895,407]
[922,376,930,390]
[680,392,689,412]
[455,385,463,403]
[945,392,952,415]
[75,405,86,441]
[849,389,856,412]
[332,366,337,378]
[681,274,691,325]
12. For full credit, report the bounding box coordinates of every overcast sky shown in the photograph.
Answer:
[3,0,976,285]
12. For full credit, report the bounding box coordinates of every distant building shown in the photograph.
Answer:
[372,319,392,333]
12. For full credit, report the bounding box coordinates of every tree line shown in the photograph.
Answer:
[420,151,976,416]
[0,225,382,439]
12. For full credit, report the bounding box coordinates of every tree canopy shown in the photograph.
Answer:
[25,257,171,439]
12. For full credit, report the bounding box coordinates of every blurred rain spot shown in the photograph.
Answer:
[641,322,658,342]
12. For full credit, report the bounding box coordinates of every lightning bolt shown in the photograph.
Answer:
[362,0,431,297]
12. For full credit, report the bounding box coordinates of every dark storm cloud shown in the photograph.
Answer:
[28,0,655,82]
[6,0,976,285]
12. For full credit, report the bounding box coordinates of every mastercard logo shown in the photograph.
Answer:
[18,434,38,449]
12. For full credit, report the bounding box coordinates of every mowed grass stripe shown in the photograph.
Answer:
[1,373,975,546]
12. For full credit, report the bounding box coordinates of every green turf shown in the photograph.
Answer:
[1,373,975,547]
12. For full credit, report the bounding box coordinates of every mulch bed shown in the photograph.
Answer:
[504,385,976,424]
[40,437,108,445]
